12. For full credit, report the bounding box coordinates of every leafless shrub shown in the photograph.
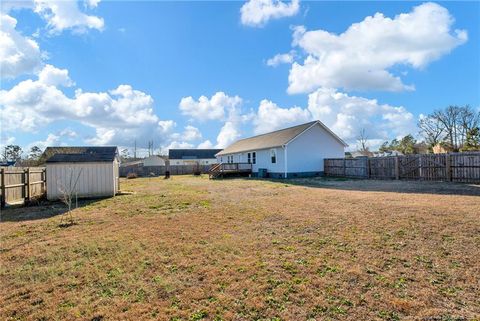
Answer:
[127,172,138,179]
[57,167,82,226]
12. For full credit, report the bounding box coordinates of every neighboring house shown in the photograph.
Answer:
[216,120,347,178]
[372,150,404,157]
[45,146,120,200]
[349,151,372,158]
[432,143,453,154]
[119,156,166,168]
[143,155,167,167]
[168,149,222,165]
[0,161,16,167]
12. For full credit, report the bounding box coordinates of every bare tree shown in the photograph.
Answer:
[418,116,444,148]
[459,105,480,146]
[432,105,462,150]
[356,128,370,155]
[58,167,83,226]
[424,105,480,151]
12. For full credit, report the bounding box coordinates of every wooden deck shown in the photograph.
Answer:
[209,163,252,179]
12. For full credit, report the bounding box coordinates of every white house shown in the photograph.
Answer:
[168,149,222,166]
[143,155,167,166]
[45,146,120,200]
[216,121,347,178]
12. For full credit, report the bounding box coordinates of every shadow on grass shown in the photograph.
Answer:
[0,198,107,223]
[248,176,480,196]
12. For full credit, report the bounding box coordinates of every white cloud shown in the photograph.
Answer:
[0,13,42,78]
[253,99,311,134]
[0,65,175,147]
[0,135,16,151]
[27,133,61,151]
[307,88,415,143]
[182,125,202,141]
[169,125,203,147]
[179,92,242,121]
[241,0,300,27]
[38,64,74,86]
[179,91,255,148]
[165,141,194,150]
[85,0,101,9]
[287,2,467,93]
[33,0,104,34]
[58,128,77,138]
[216,121,241,148]
[198,140,214,149]
[266,52,295,67]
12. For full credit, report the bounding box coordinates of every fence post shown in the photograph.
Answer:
[418,154,423,180]
[395,157,400,180]
[43,169,46,194]
[445,153,452,182]
[25,168,31,201]
[1,168,5,208]
[366,158,370,178]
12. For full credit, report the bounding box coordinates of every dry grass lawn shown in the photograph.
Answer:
[1,176,479,321]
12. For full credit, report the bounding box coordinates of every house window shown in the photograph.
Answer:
[252,152,256,164]
[205,161,208,164]
[271,149,276,164]
[247,152,251,164]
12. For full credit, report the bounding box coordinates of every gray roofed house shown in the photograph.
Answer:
[169,149,223,160]
[168,149,222,166]
[213,120,346,178]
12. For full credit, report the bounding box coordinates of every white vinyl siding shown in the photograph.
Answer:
[46,162,118,200]
[286,123,345,172]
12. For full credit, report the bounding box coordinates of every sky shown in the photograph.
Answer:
[1,0,479,156]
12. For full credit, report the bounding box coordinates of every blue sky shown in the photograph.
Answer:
[1,0,479,155]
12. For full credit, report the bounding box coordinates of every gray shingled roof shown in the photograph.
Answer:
[168,149,223,160]
[216,121,346,156]
[44,146,118,163]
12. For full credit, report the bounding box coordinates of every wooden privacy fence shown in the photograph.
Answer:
[120,164,211,177]
[1,167,46,207]
[324,152,480,183]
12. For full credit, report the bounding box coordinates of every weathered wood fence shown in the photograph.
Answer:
[324,152,480,183]
[119,164,211,177]
[1,167,46,207]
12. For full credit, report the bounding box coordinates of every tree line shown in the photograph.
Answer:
[1,145,44,165]
[357,105,480,155]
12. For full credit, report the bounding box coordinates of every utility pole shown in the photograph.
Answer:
[134,139,137,159]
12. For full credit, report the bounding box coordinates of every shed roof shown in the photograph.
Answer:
[217,121,347,156]
[168,149,222,160]
[44,146,118,163]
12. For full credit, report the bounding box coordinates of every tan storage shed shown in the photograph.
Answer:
[45,147,119,200]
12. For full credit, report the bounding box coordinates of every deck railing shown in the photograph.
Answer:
[209,163,252,178]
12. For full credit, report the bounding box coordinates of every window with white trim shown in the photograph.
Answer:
[247,152,251,164]
[270,149,276,164]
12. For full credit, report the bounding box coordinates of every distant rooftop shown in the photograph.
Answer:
[168,149,222,160]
